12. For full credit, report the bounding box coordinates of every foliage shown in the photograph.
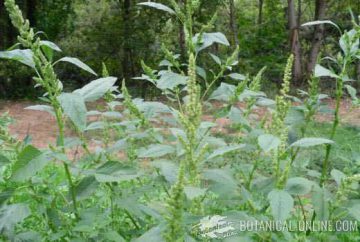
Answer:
[0,0,360,242]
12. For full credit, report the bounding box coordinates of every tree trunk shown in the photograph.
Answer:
[288,0,302,83]
[122,0,135,81]
[307,0,326,76]
[229,0,239,46]
[258,0,264,25]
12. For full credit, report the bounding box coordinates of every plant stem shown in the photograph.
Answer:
[54,103,79,216]
[320,67,345,186]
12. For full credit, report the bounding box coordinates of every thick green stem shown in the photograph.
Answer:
[320,63,345,186]
[54,105,79,216]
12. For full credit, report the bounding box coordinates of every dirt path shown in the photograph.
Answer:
[0,99,359,149]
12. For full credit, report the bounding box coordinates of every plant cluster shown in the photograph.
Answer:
[0,1,360,241]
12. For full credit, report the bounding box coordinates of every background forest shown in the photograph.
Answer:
[1,0,359,98]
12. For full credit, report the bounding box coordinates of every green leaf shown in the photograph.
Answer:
[133,225,165,242]
[58,93,87,131]
[40,40,62,52]
[25,105,55,116]
[258,134,281,152]
[285,177,313,195]
[152,160,178,184]
[193,32,230,52]
[157,71,188,90]
[268,189,294,221]
[85,121,105,131]
[0,189,15,206]
[330,169,346,186]
[0,154,10,168]
[0,203,30,233]
[209,53,221,65]
[0,49,35,68]
[57,57,97,76]
[184,186,207,200]
[290,137,334,148]
[206,144,245,161]
[95,161,138,183]
[138,2,175,15]
[209,83,236,102]
[228,73,246,81]
[74,176,99,201]
[10,146,50,182]
[138,144,175,158]
[301,20,340,32]
[311,187,330,221]
[102,231,126,242]
[340,29,359,56]
[348,204,360,221]
[314,64,339,78]
[345,85,357,100]
[74,77,117,102]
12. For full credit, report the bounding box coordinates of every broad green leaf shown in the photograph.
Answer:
[138,2,175,15]
[74,77,117,102]
[193,32,230,52]
[14,231,41,241]
[228,106,249,126]
[58,93,87,131]
[285,177,313,195]
[25,105,55,116]
[340,29,359,56]
[0,189,14,206]
[184,186,207,200]
[95,161,138,183]
[348,204,360,221]
[0,49,35,68]
[85,121,105,131]
[133,225,165,242]
[157,71,188,90]
[314,64,339,78]
[102,231,126,242]
[268,189,294,221]
[57,57,97,76]
[209,53,221,65]
[10,146,50,182]
[74,176,99,201]
[0,154,10,168]
[330,169,346,186]
[345,85,357,100]
[203,169,237,184]
[39,40,62,52]
[209,83,236,102]
[228,73,246,81]
[138,144,175,158]
[206,144,245,161]
[0,203,30,233]
[290,137,334,148]
[152,160,178,184]
[311,187,330,221]
[258,134,281,152]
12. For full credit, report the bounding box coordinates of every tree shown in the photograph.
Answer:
[288,0,302,83]
[121,0,135,81]
[306,0,326,76]
[229,0,239,46]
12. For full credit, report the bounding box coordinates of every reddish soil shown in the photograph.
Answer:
[1,99,359,149]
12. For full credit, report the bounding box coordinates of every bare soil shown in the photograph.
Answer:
[0,99,359,149]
